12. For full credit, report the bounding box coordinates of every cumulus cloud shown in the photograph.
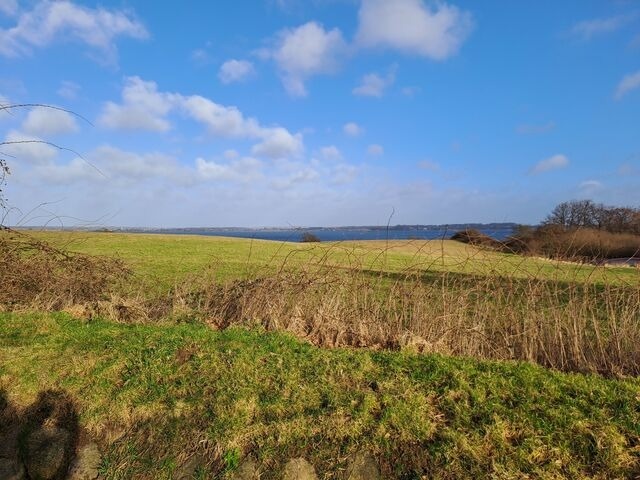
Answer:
[196,156,263,183]
[92,146,187,183]
[218,59,255,84]
[99,77,174,132]
[22,107,79,136]
[343,122,364,137]
[367,144,384,156]
[355,0,473,60]
[530,154,569,174]
[614,71,640,100]
[271,167,319,190]
[0,1,148,63]
[99,77,304,159]
[0,0,18,16]
[32,157,103,185]
[3,129,59,165]
[251,127,304,159]
[353,67,396,97]
[319,145,342,161]
[265,21,347,97]
[570,14,635,40]
[331,163,358,185]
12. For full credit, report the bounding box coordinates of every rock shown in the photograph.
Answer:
[282,458,318,480]
[0,457,26,480]
[231,456,260,480]
[24,426,71,480]
[68,442,101,480]
[345,451,380,480]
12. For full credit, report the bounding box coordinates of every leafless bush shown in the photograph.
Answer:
[0,229,130,310]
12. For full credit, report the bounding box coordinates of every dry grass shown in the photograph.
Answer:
[169,260,640,378]
[504,226,640,261]
[3,229,639,377]
[0,228,130,310]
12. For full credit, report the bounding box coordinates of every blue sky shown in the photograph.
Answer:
[1,0,639,227]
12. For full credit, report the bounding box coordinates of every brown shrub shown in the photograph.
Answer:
[502,226,640,261]
[450,229,502,249]
[0,228,130,310]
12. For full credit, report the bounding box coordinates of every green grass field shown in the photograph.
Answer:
[2,230,640,479]
[1,312,639,479]
[26,230,640,289]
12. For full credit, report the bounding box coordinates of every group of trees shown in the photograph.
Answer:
[543,199,640,235]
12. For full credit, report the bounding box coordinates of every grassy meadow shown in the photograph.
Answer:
[1,229,640,479]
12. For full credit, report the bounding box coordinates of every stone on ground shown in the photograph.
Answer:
[232,456,260,479]
[68,441,101,480]
[282,457,318,480]
[345,451,380,480]
[24,426,71,480]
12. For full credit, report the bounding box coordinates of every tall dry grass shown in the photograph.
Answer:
[173,259,640,377]
[2,230,639,377]
[0,228,129,310]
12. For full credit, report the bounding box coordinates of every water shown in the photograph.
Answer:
[149,226,516,243]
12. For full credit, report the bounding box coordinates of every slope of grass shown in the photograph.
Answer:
[1,312,639,479]
[24,231,640,290]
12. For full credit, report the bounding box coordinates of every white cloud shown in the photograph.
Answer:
[99,77,305,160]
[331,163,358,185]
[271,167,319,190]
[353,68,396,97]
[33,157,103,185]
[319,145,342,161]
[219,59,255,84]
[530,154,569,174]
[343,122,364,137]
[266,21,347,97]
[196,156,263,183]
[224,149,239,160]
[22,107,78,136]
[0,0,17,16]
[355,0,473,60]
[251,127,304,159]
[517,121,556,135]
[93,146,185,182]
[614,71,640,100]
[57,81,80,100]
[367,144,384,156]
[570,14,635,40]
[99,77,174,132]
[180,94,261,137]
[0,1,148,63]
[3,129,59,164]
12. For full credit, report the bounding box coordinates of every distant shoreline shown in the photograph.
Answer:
[14,223,519,242]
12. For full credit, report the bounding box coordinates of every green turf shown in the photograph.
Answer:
[24,230,640,290]
[1,312,639,479]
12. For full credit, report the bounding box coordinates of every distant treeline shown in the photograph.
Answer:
[453,200,640,262]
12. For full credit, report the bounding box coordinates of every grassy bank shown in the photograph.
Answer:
[1,312,639,479]
[5,230,639,376]
[25,230,639,288]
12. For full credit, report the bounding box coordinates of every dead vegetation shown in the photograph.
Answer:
[0,228,129,311]
[2,229,640,378]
